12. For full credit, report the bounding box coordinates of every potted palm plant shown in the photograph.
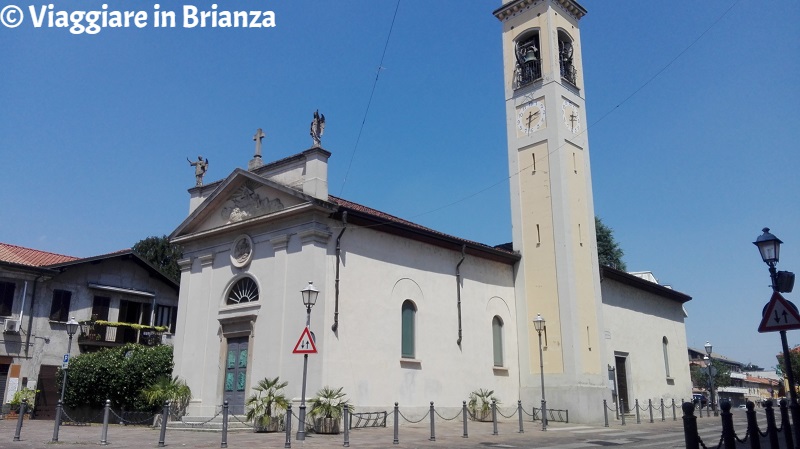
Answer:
[245,377,289,432]
[141,376,192,420]
[308,386,351,434]
[468,388,499,422]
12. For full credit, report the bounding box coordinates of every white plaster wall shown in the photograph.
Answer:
[318,223,519,416]
[601,278,693,406]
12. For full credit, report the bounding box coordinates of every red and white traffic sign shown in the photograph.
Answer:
[292,327,317,354]
[758,291,800,333]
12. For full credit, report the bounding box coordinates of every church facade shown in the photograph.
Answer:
[169,0,693,423]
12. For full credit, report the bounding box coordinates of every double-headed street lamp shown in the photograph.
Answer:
[533,313,547,431]
[753,228,800,448]
[296,281,319,441]
[52,316,79,442]
[704,341,717,417]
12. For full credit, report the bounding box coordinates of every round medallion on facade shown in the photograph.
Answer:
[230,234,254,268]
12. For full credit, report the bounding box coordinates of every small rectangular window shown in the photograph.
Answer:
[0,281,15,316]
[155,305,175,333]
[49,289,72,322]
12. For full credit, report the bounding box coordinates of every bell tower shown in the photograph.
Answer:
[494,0,606,421]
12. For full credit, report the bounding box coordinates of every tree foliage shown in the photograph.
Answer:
[690,360,733,391]
[59,344,174,410]
[132,235,183,282]
[595,216,626,271]
[776,347,800,391]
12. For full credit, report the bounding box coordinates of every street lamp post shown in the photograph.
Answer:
[754,228,800,449]
[533,314,547,431]
[52,316,79,442]
[296,282,319,441]
[704,342,717,417]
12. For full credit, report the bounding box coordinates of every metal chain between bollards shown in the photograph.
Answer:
[496,405,518,419]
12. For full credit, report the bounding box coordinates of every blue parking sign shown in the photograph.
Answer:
[62,354,69,368]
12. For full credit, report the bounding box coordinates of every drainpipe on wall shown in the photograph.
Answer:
[332,211,347,333]
[456,244,465,346]
[24,275,42,357]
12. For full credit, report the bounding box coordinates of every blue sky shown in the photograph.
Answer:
[2,1,799,371]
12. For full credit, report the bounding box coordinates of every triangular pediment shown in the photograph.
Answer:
[170,169,331,239]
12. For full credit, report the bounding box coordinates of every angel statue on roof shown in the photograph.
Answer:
[188,155,209,186]
[310,110,325,147]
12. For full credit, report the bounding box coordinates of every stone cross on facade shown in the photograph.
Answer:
[253,128,265,157]
[249,128,266,170]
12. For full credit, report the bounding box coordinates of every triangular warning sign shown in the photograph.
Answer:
[758,292,800,333]
[292,327,317,354]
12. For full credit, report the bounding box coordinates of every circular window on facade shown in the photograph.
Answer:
[227,277,259,305]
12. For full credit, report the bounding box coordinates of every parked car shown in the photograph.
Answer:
[692,394,708,407]
[738,404,747,409]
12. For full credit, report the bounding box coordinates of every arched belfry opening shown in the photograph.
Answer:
[514,30,541,89]
[557,30,577,86]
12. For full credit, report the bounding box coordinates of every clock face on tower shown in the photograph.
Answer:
[562,99,580,134]
[516,97,546,136]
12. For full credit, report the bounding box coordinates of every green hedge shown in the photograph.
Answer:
[59,344,173,410]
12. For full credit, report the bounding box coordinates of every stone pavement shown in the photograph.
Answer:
[0,414,724,449]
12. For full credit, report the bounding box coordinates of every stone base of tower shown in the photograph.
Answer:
[519,383,608,425]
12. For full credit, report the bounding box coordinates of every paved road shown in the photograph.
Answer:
[0,409,774,448]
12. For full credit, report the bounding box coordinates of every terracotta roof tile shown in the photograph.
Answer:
[0,242,79,267]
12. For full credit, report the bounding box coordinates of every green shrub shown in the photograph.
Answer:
[59,343,173,410]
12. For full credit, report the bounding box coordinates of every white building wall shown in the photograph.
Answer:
[601,277,693,406]
[173,211,519,417]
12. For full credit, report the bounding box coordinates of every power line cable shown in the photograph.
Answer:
[338,0,401,197]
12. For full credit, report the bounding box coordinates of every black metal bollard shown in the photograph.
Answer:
[52,399,63,442]
[429,402,435,441]
[720,401,736,449]
[100,399,111,445]
[393,402,399,445]
[284,404,292,448]
[518,400,524,433]
[672,399,677,421]
[157,401,170,447]
[660,398,665,422]
[764,400,780,449]
[635,399,641,424]
[343,406,350,447]
[648,399,654,423]
[221,400,229,449]
[746,401,762,449]
[462,401,468,438]
[603,400,609,427]
[541,399,548,431]
[14,398,27,442]
[682,402,700,449]
[492,399,498,435]
[780,399,794,449]
[620,399,626,426]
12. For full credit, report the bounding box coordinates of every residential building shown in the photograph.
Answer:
[0,243,179,418]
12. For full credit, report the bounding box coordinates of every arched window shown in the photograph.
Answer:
[492,316,504,367]
[514,31,541,89]
[401,300,416,358]
[227,277,259,305]
[662,336,671,377]
[558,30,577,86]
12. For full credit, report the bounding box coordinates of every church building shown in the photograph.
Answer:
[169,0,693,423]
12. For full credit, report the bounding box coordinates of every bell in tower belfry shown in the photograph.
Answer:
[494,0,607,424]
